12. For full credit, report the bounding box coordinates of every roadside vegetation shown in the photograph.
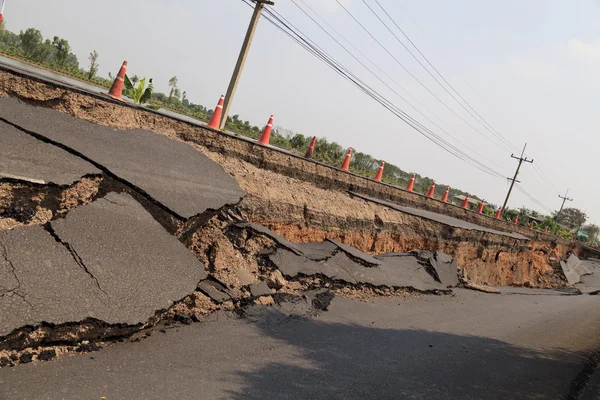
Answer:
[0,21,596,244]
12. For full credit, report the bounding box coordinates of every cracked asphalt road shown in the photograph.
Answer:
[2,289,599,400]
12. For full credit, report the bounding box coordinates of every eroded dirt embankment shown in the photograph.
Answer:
[0,68,576,289]
[0,69,554,240]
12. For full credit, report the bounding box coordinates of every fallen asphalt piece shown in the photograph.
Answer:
[0,120,99,185]
[269,247,447,292]
[268,248,356,283]
[0,97,244,219]
[1,192,208,336]
[576,260,600,294]
[348,192,528,240]
[49,192,206,325]
[0,225,106,337]
[249,282,274,298]
[296,241,338,261]
[429,251,460,287]
[560,254,594,285]
[234,222,304,256]
[325,239,382,267]
[198,280,232,304]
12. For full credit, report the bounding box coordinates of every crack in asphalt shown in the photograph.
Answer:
[43,224,108,298]
[0,239,33,308]
[0,114,187,222]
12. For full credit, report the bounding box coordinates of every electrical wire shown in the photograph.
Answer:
[240,0,559,212]
[252,3,507,179]
[334,0,514,153]
[289,0,512,175]
[371,0,518,152]
[515,185,553,212]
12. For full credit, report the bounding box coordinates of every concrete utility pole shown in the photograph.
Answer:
[554,189,573,222]
[219,0,274,130]
[501,143,533,217]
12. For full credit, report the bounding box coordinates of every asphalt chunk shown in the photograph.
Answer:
[198,280,232,303]
[325,239,382,267]
[0,225,107,337]
[0,97,244,219]
[0,120,100,185]
[50,192,206,325]
[430,251,460,287]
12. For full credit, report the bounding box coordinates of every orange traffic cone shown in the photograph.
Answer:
[340,148,352,171]
[477,199,485,214]
[494,207,502,219]
[426,182,436,198]
[107,61,127,102]
[406,174,415,192]
[258,115,274,145]
[207,95,224,129]
[529,221,534,230]
[544,227,549,234]
[441,187,450,203]
[305,136,317,159]
[374,161,385,182]
[461,194,470,209]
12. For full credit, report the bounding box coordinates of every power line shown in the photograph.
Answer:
[248,2,507,179]
[288,0,512,175]
[515,185,553,212]
[334,0,514,153]
[370,0,519,152]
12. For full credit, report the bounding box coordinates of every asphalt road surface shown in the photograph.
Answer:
[2,289,599,400]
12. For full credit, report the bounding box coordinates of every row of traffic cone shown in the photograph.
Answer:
[104,73,554,236]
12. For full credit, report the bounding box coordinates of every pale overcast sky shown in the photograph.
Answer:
[3,0,599,223]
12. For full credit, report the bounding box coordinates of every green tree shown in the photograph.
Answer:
[289,133,308,150]
[52,36,71,66]
[581,224,599,242]
[88,50,99,80]
[351,152,377,173]
[19,28,43,59]
[554,207,587,229]
[0,19,6,41]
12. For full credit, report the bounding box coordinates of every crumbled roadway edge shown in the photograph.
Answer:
[0,97,459,366]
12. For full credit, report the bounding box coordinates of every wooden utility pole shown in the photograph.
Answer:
[219,0,274,130]
[554,189,573,222]
[501,143,533,217]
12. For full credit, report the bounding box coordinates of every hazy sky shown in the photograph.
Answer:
[3,0,599,223]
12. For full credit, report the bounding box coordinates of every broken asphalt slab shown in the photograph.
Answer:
[1,192,206,337]
[198,280,232,304]
[561,254,594,285]
[325,239,382,267]
[234,222,303,256]
[429,251,460,287]
[269,247,447,292]
[348,192,528,240]
[296,241,338,261]
[0,120,99,185]
[0,97,244,219]
[49,192,206,325]
[0,225,106,337]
